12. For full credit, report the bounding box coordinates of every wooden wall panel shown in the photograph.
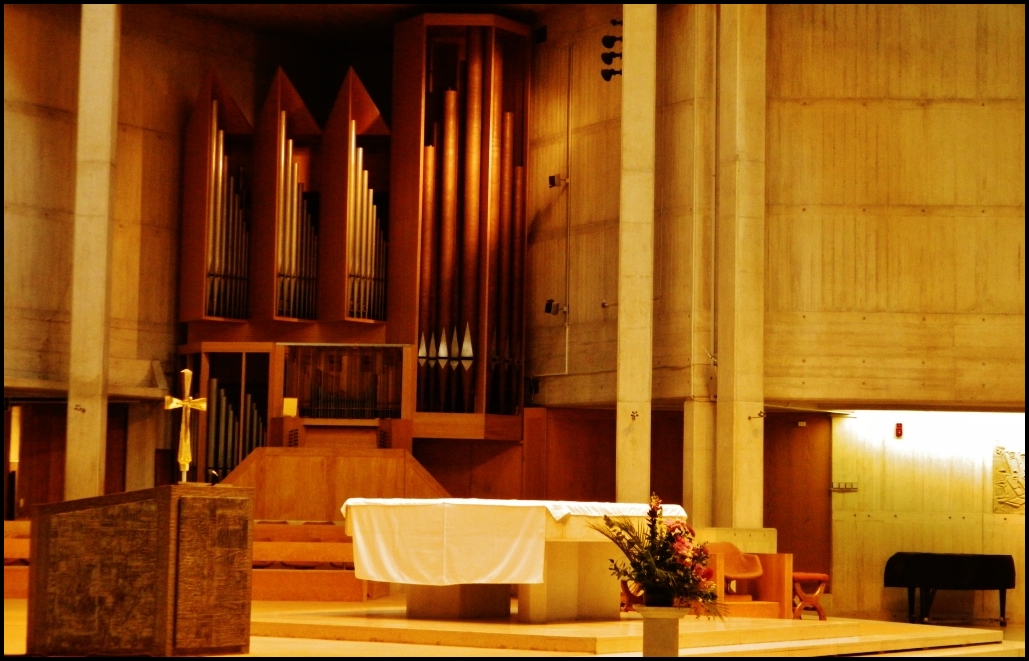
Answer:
[544,408,616,503]
[650,409,684,507]
[830,411,1025,623]
[412,439,522,501]
[15,404,66,517]
[221,447,447,522]
[766,4,1025,409]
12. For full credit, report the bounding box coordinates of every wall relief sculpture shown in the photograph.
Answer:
[993,446,1025,514]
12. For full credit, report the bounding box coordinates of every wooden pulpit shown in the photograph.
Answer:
[27,484,254,656]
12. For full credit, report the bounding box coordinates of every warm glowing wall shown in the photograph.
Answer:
[832,411,1025,622]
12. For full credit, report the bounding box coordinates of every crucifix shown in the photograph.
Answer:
[165,368,207,484]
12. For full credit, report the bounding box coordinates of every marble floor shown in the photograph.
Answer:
[4,597,1024,657]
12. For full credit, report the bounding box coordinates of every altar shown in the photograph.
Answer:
[341,498,688,623]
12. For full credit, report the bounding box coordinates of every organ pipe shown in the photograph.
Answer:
[205,377,266,483]
[204,99,250,319]
[414,25,527,415]
[345,120,388,321]
[275,110,318,320]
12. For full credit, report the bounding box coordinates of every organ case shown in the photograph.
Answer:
[178,72,254,322]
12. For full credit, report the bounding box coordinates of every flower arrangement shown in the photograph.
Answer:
[591,494,719,612]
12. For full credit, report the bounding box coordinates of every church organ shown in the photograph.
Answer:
[391,15,530,419]
[175,13,530,485]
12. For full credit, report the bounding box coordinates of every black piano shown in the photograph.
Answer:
[884,552,1016,626]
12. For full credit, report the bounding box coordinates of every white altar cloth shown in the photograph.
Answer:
[340,498,687,586]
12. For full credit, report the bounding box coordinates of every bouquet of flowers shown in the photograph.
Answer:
[591,494,719,612]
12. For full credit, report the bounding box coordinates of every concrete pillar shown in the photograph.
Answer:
[681,3,718,527]
[615,4,657,504]
[713,4,766,529]
[682,400,715,526]
[65,4,120,501]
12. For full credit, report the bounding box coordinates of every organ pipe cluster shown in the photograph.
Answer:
[205,378,265,482]
[285,345,402,419]
[347,120,387,321]
[205,99,250,319]
[417,27,526,415]
[276,110,319,320]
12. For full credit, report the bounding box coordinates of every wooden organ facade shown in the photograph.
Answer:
[390,14,530,424]
[176,14,530,485]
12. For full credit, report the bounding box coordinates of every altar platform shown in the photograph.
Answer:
[5,597,1023,656]
[244,596,1023,657]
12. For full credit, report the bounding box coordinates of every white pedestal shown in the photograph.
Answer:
[517,541,621,623]
[407,584,511,619]
[634,606,691,657]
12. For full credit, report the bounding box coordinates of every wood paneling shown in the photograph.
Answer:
[413,439,522,500]
[830,411,1025,623]
[651,409,684,506]
[220,447,449,522]
[763,413,831,578]
[15,404,65,517]
[766,4,1025,409]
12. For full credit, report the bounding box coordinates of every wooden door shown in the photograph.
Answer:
[16,403,67,518]
[764,412,832,578]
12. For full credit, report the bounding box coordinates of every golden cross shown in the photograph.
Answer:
[164,368,207,483]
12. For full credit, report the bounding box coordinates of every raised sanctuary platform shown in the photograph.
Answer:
[248,596,1020,656]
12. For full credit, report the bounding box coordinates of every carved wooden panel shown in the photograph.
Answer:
[28,485,253,656]
[174,496,252,652]
[40,499,161,655]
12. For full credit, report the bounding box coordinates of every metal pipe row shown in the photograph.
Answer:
[205,377,265,483]
[347,120,388,321]
[205,99,250,319]
[276,111,318,319]
[287,346,402,419]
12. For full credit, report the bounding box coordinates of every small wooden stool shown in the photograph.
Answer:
[792,572,830,620]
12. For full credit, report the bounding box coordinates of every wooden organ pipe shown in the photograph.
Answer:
[417,144,437,411]
[204,99,250,319]
[438,89,460,408]
[497,111,515,413]
[460,28,484,412]
[511,165,526,413]
[486,43,504,413]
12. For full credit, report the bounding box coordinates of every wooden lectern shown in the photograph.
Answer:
[27,484,254,656]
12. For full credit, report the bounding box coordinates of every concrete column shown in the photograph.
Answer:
[713,4,766,528]
[681,3,718,527]
[682,400,715,525]
[65,4,121,501]
[615,4,657,504]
